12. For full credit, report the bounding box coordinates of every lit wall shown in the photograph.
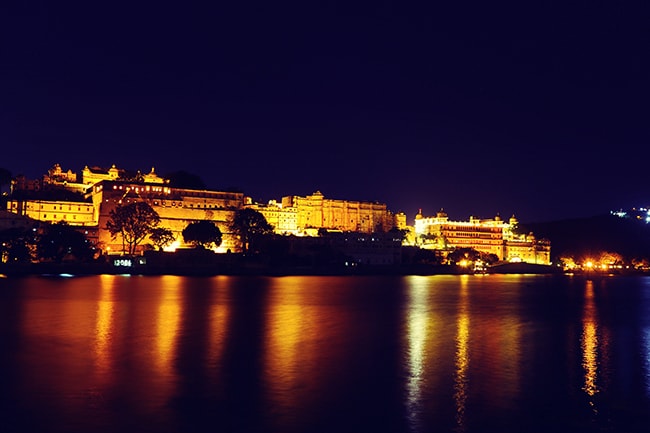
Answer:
[414,211,551,265]
[93,180,245,254]
[7,199,97,226]
[282,191,395,234]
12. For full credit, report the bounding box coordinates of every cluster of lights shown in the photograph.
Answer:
[563,259,626,272]
[611,207,650,223]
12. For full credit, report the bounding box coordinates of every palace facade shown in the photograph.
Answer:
[5,163,551,264]
[246,191,404,236]
[90,179,244,253]
[414,209,551,265]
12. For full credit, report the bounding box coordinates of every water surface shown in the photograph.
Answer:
[1,274,650,432]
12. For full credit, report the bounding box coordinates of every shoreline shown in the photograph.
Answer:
[2,261,569,277]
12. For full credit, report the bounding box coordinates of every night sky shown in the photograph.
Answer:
[2,2,649,223]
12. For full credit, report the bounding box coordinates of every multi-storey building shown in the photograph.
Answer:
[7,163,552,264]
[247,191,402,236]
[414,209,551,264]
[90,179,244,253]
[244,199,299,235]
[81,164,166,186]
[9,164,244,254]
[279,191,398,234]
[7,199,96,226]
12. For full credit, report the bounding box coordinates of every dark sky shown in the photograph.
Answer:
[2,1,649,223]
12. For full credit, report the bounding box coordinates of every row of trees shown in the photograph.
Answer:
[0,202,275,263]
[0,222,97,263]
[105,202,273,255]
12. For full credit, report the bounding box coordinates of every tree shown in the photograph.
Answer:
[447,247,481,265]
[36,221,95,262]
[106,202,160,255]
[0,227,35,263]
[388,227,409,243]
[229,208,274,253]
[149,227,176,251]
[182,220,222,249]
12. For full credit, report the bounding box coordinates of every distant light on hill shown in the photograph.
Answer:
[611,207,650,224]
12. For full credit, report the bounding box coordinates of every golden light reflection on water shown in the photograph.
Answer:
[580,279,614,421]
[263,277,320,424]
[406,277,428,411]
[454,275,470,433]
[20,278,101,418]
[155,276,183,374]
[94,274,117,380]
[582,282,597,398]
[404,275,525,431]
[208,276,230,375]
[405,276,445,431]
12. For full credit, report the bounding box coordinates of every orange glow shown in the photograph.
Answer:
[454,276,470,431]
[94,275,116,379]
[405,276,446,429]
[208,277,230,378]
[263,278,320,426]
[155,276,182,372]
[581,280,603,415]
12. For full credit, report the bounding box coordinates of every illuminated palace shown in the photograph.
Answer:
[5,164,551,263]
[246,191,406,236]
[414,209,551,265]
[6,164,404,254]
[6,164,244,252]
[90,180,245,253]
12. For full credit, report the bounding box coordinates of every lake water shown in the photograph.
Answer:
[1,274,650,433]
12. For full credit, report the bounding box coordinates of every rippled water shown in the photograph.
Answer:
[1,274,650,433]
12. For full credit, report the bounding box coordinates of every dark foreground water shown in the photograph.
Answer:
[1,274,650,433]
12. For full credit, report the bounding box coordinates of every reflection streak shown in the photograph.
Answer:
[264,278,318,429]
[155,276,182,375]
[454,276,470,433]
[581,281,599,413]
[208,277,230,374]
[405,277,429,432]
[94,275,116,380]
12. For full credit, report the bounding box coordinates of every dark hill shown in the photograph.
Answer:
[519,214,650,261]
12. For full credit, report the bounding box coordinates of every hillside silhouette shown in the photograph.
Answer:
[520,214,650,261]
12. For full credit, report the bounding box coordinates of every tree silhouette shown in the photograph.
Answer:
[229,208,273,253]
[37,221,95,262]
[0,227,35,263]
[106,202,160,255]
[182,220,222,249]
[149,227,176,251]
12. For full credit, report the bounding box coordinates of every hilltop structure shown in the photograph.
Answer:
[414,209,551,264]
[4,163,551,265]
[245,191,406,236]
[6,164,405,256]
